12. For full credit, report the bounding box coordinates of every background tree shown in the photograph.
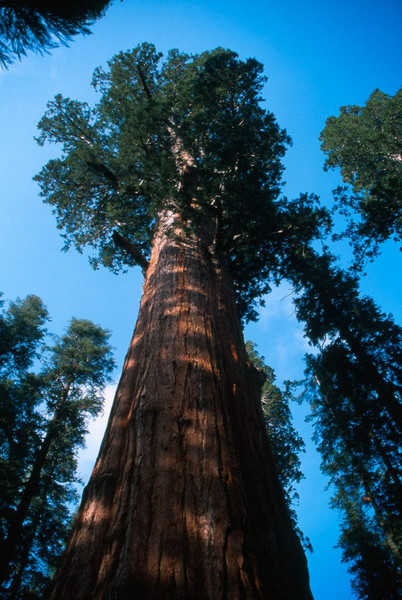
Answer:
[0,0,114,67]
[246,341,311,552]
[278,246,402,599]
[0,293,49,549]
[320,88,402,267]
[0,294,115,600]
[332,481,401,600]
[245,343,305,513]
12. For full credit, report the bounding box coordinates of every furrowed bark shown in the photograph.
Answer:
[47,211,313,600]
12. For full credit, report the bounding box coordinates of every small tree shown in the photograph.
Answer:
[246,341,311,552]
[0,294,49,549]
[245,343,305,509]
[0,295,115,599]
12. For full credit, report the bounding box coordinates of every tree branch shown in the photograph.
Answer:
[112,231,148,274]
[211,196,224,252]
[86,161,119,189]
[57,101,95,147]
[136,63,153,101]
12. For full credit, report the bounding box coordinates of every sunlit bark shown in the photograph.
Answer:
[47,212,312,600]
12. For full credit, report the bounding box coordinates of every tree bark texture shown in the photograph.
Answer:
[47,212,313,600]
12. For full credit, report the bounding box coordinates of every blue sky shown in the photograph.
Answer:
[1,1,401,598]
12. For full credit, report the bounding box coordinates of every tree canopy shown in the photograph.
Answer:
[320,88,402,266]
[35,43,330,321]
[0,0,113,67]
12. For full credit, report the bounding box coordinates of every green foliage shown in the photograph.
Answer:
[0,293,115,599]
[320,88,402,266]
[0,294,49,373]
[335,487,401,600]
[35,43,401,594]
[0,0,113,67]
[245,341,311,552]
[0,295,49,545]
[35,43,331,321]
[283,248,402,598]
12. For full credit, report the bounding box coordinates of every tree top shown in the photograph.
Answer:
[35,43,330,320]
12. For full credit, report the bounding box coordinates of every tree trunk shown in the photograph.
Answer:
[46,212,313,600]
[0,409,62,591]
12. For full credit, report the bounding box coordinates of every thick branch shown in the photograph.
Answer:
[112,231,149,274]
[86,161,119,189]
[136,63,153,101]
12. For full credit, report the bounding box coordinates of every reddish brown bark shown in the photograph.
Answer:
[47,212,313,600]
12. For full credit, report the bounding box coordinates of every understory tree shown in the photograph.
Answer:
[0,0,113,67]
[246,341,311,553]
[320,88,402,267]
[0,294,114,599]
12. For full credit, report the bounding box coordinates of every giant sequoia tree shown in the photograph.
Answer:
[34,43,326,600]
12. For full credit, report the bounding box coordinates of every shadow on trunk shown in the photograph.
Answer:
[46,217,313,600]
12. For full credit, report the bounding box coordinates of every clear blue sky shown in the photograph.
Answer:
[1,1,401,598]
